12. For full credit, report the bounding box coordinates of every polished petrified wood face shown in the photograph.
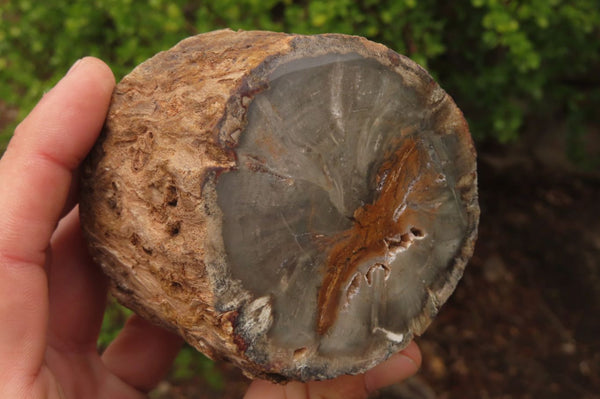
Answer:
[79,31,477,381]
[216,54,469,358]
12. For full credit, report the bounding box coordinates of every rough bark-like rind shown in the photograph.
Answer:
[80,29,479,381]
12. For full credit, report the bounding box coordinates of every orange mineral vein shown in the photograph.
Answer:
[316,137,441,335]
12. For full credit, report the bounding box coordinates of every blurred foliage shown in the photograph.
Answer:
[97,299,133,351]
[1,0,600,155]
[169,345,225,391]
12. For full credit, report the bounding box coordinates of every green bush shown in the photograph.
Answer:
[169,345,224,391]
[434,0,600,148]
[97,298,133,351]
[2,0,599,152]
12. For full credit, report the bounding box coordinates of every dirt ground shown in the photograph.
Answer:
[400,143,600,399]
[150,141,600,399]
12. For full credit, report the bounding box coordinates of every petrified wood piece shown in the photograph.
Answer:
[79,29,479,381]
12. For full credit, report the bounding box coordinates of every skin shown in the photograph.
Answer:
[0,57,421,398]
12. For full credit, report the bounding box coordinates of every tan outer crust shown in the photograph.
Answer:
[80,29,479,381]
[81,30,298,378]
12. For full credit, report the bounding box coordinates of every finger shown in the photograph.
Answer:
[245,375,369,399]
[101,315,183,392]
[0,57,114,380]
[244,380,290,399]
[0,57,114,265]
[47,207,108,352]
[363,340,421,392]
[244,341,421,399]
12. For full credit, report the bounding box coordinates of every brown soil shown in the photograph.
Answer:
[407,143,600,399]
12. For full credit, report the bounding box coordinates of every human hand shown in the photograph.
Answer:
[0,57,183,398]
[0,57,421,399]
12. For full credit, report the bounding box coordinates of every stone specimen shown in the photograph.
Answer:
[79,29,479,381]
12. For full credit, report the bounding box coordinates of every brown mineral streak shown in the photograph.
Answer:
[316,137,440,335]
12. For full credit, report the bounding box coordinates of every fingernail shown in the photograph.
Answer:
[67,58,83,76]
